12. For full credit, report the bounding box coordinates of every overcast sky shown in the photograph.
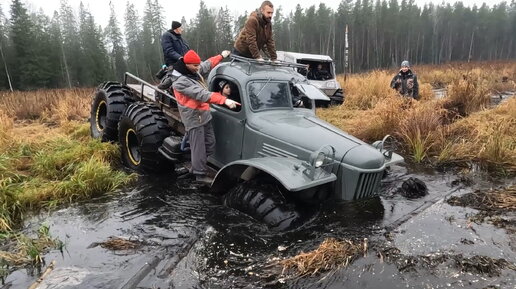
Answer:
[0,0,504,28]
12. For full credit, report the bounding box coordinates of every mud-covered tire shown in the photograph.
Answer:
[398,177,428,199]
[223,180,303,231]
[118,102,174,173]
[90,82,134,142]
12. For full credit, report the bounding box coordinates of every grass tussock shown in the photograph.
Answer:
[448,185,516,212]
[440,98,516,171]
[279,238,367,278]
[96,237,142,251]
[0,88,135,231]
[445,71,490,116]
[0,224,62,267]
[321,61,516,172]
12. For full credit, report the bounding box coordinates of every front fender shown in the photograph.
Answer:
[211,157,336,193]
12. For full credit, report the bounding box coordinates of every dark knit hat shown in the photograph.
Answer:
[401,60,410,67]
[183,50,201,64]
[218,80,228,91]
[171,21,182,30]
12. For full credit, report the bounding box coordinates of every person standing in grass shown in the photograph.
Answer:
[391,60,419,100]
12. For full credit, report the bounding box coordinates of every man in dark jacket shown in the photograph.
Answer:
[172,50,239,184]
[390,60,419,100]
[233,1,277,61]
[161,21,190,66]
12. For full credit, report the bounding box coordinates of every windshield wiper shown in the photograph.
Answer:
[255,77,272,98]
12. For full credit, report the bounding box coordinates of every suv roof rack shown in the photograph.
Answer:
[230,55,308,75]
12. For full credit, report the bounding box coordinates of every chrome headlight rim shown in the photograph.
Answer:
[309,145,336,169]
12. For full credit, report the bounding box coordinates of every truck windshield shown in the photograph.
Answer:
[248,81,292,111]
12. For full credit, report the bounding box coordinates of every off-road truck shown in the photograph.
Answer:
[276,51,344,106]
[90,56,403,230]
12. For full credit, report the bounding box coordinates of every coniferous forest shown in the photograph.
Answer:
[0,0,515,91]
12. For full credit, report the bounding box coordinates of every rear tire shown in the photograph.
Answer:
[90,82,134,142]
[223,180,303,231]
[118,102,174,173]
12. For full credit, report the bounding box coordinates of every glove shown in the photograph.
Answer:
[224,98,241,109]
[221,50,231,58]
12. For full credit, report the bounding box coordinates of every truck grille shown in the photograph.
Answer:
[354,171,383,199]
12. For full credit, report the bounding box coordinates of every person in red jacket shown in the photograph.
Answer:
[172,50,240,184]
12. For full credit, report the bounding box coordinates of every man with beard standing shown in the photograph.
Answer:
[233,1,277,61]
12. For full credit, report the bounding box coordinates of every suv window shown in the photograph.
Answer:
[248,81,292,111]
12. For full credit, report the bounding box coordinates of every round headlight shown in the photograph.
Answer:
[314,152,325,168]
[325,81,336,88]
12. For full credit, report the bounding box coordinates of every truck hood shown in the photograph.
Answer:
[247,110,385,169]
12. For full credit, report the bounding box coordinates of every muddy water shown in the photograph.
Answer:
[5,166,516,289]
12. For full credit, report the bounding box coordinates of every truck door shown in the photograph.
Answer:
[209,82,245,167]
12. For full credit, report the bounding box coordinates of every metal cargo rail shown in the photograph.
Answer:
[123,72,183,127]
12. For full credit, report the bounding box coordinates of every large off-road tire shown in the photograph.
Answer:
[90,82,134,142]
[223,180,303,231]
[118,102,174,173]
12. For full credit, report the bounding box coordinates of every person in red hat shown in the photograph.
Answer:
[172,49,240,184]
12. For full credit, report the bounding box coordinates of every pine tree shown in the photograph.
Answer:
[191,1,217,58]
[0,6,13,90]
[59,0,81,86]
[105,1,127,81]
[79,3,110,86]
[141,0,164,80]
[9,0,41,89]
[31,9,57,88]
[125,2,143,76]
[215,6,233,52]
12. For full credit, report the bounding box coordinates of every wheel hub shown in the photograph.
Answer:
[125,128,141,165]
[96,100,107,132]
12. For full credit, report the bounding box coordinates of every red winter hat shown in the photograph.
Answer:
[183,50,201,64]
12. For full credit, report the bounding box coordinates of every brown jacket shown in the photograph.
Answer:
[234,11,277,60]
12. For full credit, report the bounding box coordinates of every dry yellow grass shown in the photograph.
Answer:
[0,88,92,122]
[417,61,516,93]
[279,238,366,278]
[440,98,516,171]
[324,61,516,170]
[448,185,516,211]
[0,88,92,151]
[338,71,403,110]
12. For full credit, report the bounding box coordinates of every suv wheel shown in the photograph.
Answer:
[90,82,134,142]
[118,102,174,173]
[330,90,344,106]
[223,180,304,231]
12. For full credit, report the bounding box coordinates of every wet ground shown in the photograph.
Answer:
[4,164,515,289]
